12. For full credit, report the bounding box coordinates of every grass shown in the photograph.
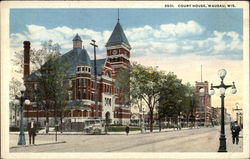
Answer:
[107,126,141,132]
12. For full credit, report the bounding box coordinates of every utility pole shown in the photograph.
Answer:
[90,40,98,119]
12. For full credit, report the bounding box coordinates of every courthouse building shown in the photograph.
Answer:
[23,20,132,126]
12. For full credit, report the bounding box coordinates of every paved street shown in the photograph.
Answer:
[10,125,243,152]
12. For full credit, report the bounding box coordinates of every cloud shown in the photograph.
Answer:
[10,20,242,61]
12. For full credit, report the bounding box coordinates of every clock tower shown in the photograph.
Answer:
[105,20,131,76]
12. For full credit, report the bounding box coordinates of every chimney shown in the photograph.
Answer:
[23,41,30,79]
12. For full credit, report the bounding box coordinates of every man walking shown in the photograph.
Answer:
[125,125,130,136]
[231,121,241,144]
[27,118,37,144]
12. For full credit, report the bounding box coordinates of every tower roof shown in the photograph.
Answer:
[106,22,131,49]
[73,33,82,41]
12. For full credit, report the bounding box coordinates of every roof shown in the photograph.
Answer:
[72,33,82,41]
[26,50,105,81]
[90,59,106,76]
[106,22,131,48]
[60,48,91,76]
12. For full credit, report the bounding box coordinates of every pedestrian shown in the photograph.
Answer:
[125,125,130,136]
[46,122,49,134]
[27,118,37,144]
[231,121,241,144]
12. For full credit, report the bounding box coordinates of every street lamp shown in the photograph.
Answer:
[238,112,243,129]
[209,69,237,152]
[232,103,242,123]
[14,84,30,145]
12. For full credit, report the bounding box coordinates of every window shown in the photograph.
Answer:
[105,98,111,106]
[77,67,80,72]
[88,68,91,72]
[83,89,86,99]
[83,110,87,117]
[83,79,86,87]
[69,80,72,87]
[34,83,37,90]
[78,91,81,99]
[81,67,84,72]
[68,91,72,100]
[79,79,81,86]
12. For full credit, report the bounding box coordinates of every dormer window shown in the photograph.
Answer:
[77,66,91,74]
[112,50,118,55]
[105,72,110,78]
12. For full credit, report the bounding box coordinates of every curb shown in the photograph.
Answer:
[10,141,66,149]
[9,127,211,136]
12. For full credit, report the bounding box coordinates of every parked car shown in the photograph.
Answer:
[84,120,105,135]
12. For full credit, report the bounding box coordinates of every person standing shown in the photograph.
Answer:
[125,125,130,136]
[231,121,241,144]
[27,118,37,144]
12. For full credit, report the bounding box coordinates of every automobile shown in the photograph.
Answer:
[84,120,105,135]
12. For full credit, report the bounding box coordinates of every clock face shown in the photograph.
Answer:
[112,50,118,55]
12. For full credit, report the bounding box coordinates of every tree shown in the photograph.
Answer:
[11,40,67,133]
[116,63,164,132]
[12,40,61,74]
[34,54,70,132]
[159,80,199,129]
[9,77,22,127]
[158,72,183,130]
[182,83,199,127]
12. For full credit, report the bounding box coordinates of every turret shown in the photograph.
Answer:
[73,33,82,49]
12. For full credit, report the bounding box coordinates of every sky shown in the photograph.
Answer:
[10,8,244,118]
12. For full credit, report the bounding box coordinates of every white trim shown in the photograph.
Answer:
[106,43,131,51]
[108,54,129,60]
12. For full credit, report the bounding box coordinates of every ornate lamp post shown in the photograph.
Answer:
[238,112,243,129]
[14,84,30,145]
[209,69,237,152]
[232,103,242,123]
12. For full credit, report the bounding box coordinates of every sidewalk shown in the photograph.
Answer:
[9,126,203,149]
[9,126,204,136]
[10,130,67,149]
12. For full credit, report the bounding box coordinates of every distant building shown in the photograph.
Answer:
[211,107,220,125]
[195,81,212,126]
[23,19,132,126]
[211,107,232,125]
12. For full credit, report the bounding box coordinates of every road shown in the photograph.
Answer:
[10,125,243,152]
